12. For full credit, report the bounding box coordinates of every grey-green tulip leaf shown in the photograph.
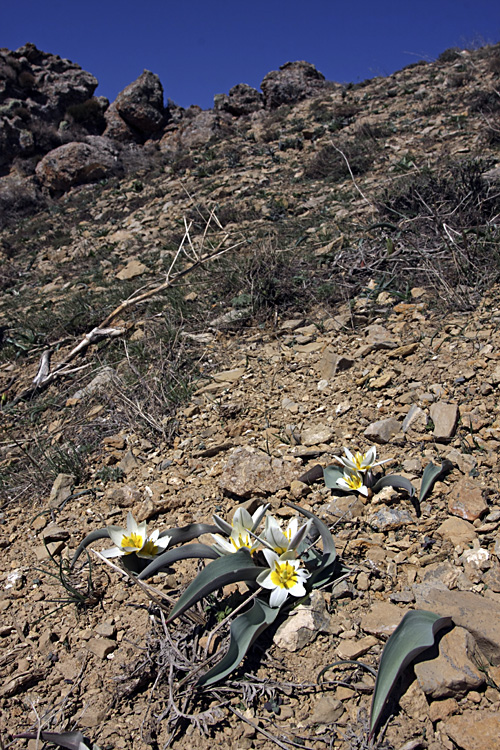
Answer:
[138,543,219,579]
[370,609,453,738]
[158,523,219,543]
[323,465,345,489]
[13,731,98,750]
[71,529,110,568]
[420,460,453,503]
[167,548,266,623]
[372,474,416,497]
[287,502,338,587]
[287,502,336,559]
[198,598,281,687]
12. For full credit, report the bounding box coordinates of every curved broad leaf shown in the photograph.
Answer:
[13,731,97,750]
[167,548,266,623]
[372,474,416,497]
[420,460,453,503]
[287,502,338,588]
[70,529,110,568]
[137,543,219,579]
[287,502,336,559]
[158,523,219,543]
[198,598,281,687]
[323,465,345,490]
[370,609,453,738]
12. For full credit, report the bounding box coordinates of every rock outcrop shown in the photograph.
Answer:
[103,70,165,142]
[260,61,328,108]
[214,83,263,115]
[0,43,102,173]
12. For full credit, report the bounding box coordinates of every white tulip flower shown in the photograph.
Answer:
[335,469,369,497]
[102,512,171,559]
[257,549,310,608]
[333,445,390,473]
[211,527,260,556]
[263,515,312,555]
[213,505,268,536]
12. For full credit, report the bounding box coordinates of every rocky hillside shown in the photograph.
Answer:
[0,41,500,750]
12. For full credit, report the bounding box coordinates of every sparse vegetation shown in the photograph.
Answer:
[3,41,500,750]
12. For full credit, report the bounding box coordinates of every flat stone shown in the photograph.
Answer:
[413,584,500,664]
[105,485,142,507]
[41,524,70,543]
[368,506,414,531]
[402,404,428,434]
[364,325,398,350]
[116,259,148,280]
[448,477,488,521]
[482,562,500,593]
[279,318,304,331]
[421,561,460,589]
[308,695,345,725]
[219,447,300,498]
[301,422,334,446]
[436,517,477,546]
[294,341,323,353]
[363,416,401,444]
[446,447,477,475]
[316,347,354,379]
[289,480,310,499]
[371,372,392,388]
[430,402,458,440]
[211,367,246,383]
[79,702,109,728]
[118,450,140,475]
[68,367,116,403]
[361,601,408,638]
[48,473,75,509]
[336,635,378,660]
[87,637,116,659]
[443,710,500,750]
[326,495,365,521]
[414,627,485,698]
[387,342,419,358]
[94,622,116,638]
[34,541,66,561]
[273,591,333,652]
[428,697,459,723]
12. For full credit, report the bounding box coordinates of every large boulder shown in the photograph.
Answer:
[260,61,326,108]
[35,136,120,192]
[214,83,263,116]
[104,70,165,142]
[0,44,103,173]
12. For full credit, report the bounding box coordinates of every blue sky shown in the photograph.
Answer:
[3,0,500,110]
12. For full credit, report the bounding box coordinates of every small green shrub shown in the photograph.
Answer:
[304,137,375,180]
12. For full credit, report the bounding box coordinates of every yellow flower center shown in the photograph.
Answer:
[272,526,293,555]
[121,532,144,552]
[346,473,363,490]
[270,562,298,590]
[141,539,159,557]
[231,533,253,550]
[353,452,365,470]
